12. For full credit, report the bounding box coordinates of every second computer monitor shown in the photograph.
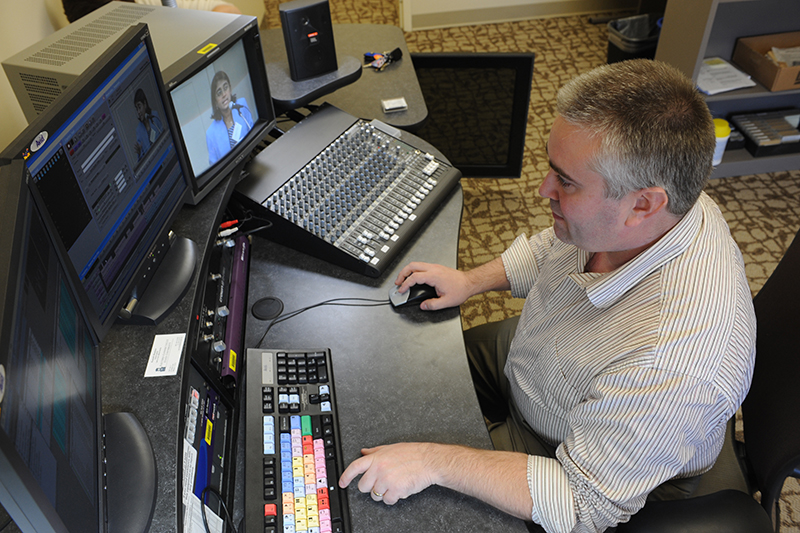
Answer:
[1,24,192,341]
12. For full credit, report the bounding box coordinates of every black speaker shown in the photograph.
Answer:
[280,0,338,81]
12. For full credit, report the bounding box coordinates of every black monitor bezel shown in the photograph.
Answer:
[410,52,535,179]
[1,24,191,342]
[162,17,277,205]
[0,159,105,533]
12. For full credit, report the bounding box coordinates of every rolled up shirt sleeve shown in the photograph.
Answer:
[528,455,577,533]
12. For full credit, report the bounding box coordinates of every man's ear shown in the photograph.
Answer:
[625,187,670,227]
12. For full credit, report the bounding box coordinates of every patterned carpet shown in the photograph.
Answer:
[262,1,800,530]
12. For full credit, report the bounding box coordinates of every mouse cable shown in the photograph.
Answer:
[255,297,390,348]
[200,485,237,533]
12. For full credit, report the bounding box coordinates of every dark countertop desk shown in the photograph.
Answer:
[99,176,235,533]
[99,172,527,532]
[97,28,526,531]
[242,183,527,533]
[262,24,428,131]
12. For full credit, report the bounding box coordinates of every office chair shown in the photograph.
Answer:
[617,229,800,532]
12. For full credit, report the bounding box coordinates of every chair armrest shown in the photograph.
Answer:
[616,490,773,533]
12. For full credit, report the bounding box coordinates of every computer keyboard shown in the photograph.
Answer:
[244,347,350,533]
[234,105,462,278]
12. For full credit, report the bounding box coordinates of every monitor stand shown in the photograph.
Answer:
[118,233,199,325]
[104,412,157,533]
[266,55,362,114]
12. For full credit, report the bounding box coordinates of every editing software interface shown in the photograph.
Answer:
[24,40,186,330]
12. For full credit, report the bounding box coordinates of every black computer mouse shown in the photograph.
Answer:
[389,283,438,308]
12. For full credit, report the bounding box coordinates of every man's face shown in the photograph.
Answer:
[539,117,635,253]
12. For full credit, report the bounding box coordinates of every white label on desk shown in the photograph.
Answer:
[184,492,223,533]
[182,440,197,506]
[144,333,185,377]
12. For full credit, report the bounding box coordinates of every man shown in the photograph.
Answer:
[338,59,756,533]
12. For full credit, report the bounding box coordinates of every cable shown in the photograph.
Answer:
[255,297,390,348]
[200,485,236,533]
[220,210,273,239]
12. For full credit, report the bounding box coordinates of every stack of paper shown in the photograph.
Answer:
[697,57,756,95]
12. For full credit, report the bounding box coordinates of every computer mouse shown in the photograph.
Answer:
[389,283,438,308]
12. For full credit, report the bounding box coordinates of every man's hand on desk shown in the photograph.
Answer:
[338,442,533,520]
[394,258,510,311]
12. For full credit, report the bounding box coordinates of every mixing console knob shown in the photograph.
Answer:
[217,305,230,317]
[213,340,226,353]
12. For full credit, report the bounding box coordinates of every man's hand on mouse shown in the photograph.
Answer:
[394,262,474,311]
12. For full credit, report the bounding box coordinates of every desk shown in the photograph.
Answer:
[98,129,526,531]
[242,186,526,533]
[99,175,236,533]
[262,24,428,131]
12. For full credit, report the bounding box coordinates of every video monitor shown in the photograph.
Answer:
[411,52,535,178]
[0,160,103,533]
[163,19,277,204]
[1,24,193,341]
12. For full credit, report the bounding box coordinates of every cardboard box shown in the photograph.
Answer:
[732,31,800,92]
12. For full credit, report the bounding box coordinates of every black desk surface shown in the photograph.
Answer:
[242,186,526,533]
[98,143,526,531]
[99,175,234,533]
[262,24,428,131]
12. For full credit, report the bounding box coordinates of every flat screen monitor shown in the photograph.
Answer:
[1,24,194,341]
[411,52,535,178]
[0,159,104,533]
[162,19,276,204]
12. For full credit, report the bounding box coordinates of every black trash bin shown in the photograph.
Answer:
[607,13,662,63]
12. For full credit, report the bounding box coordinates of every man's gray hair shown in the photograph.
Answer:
[556,59,715,216]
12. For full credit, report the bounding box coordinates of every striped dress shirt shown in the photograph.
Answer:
[501,192,756,533]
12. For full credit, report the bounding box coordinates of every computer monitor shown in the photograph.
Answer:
[0,159,105,533]
[1,24,195,341]
[162,17,276,204]
[411,52,535,178]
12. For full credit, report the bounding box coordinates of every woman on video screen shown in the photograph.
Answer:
[133,88,164,160]
[205,70,253,166]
